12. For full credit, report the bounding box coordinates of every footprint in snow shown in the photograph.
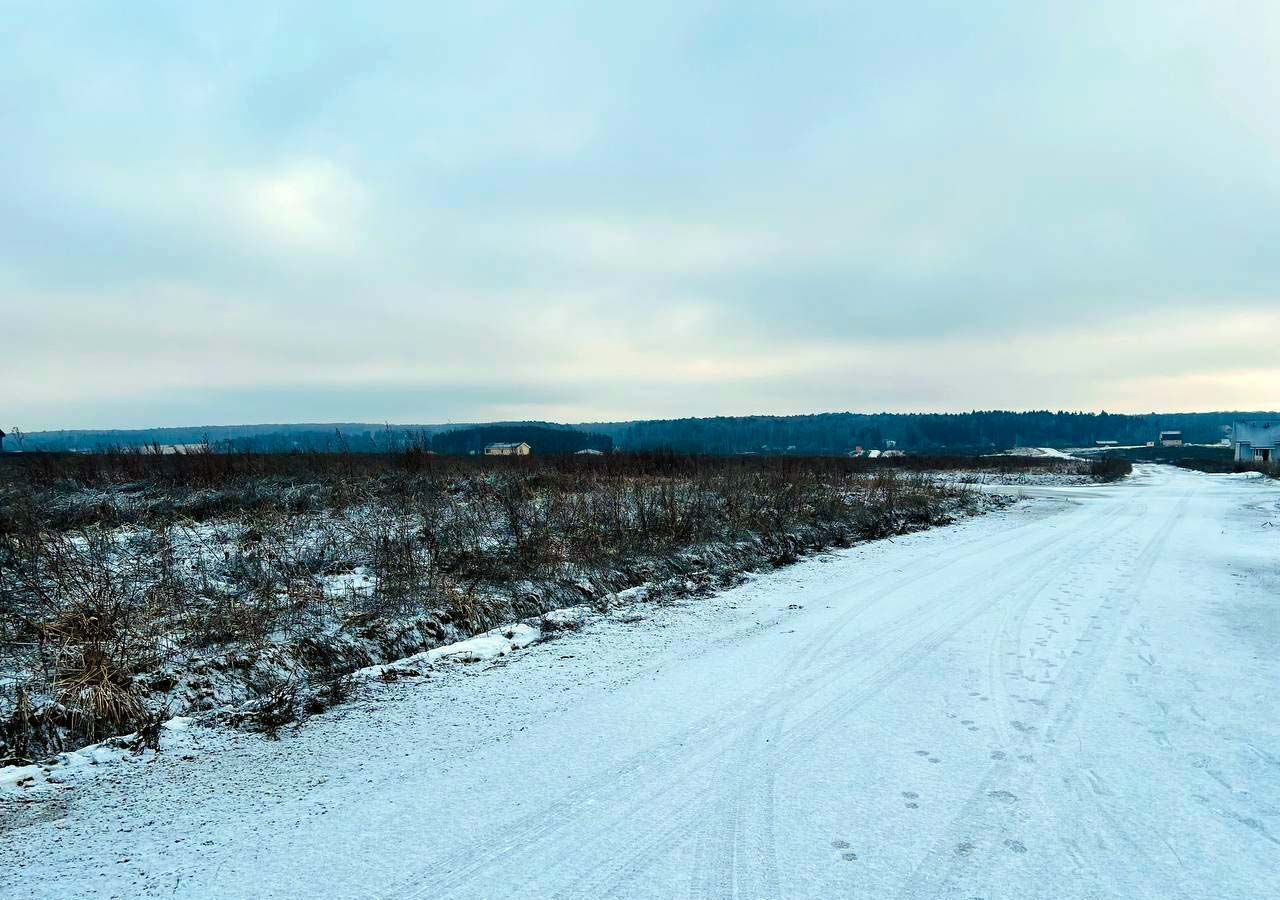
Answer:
[831,839,850,849]
[1004,839,1028,853]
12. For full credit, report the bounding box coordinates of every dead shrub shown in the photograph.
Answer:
[2,449,977,758]
[232,677,301,738]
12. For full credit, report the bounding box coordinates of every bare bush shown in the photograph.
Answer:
[0,526,170,746]
[0,449,995,759]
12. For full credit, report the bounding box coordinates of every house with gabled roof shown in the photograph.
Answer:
[484,441,531,456]
[1232,421,1278,463]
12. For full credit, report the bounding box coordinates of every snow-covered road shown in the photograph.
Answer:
[5,465,1279,899]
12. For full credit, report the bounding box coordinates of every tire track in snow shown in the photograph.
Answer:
[893,481,1197,900]
[374,506,1096,899]
[379,496,1130,900]
[421,504,1127,899]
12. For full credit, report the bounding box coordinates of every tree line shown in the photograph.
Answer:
[12,410,1274,456]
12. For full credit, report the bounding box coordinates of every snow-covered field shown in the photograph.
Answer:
[932,469,1097,488]
[994,446,1080,460]
[3,465,1278,899]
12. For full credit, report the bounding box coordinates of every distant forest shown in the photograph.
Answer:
[11,422,611,456]
[10,410,1273,456]
[588,411,1265,455]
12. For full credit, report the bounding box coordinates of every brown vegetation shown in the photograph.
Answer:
[0,450,1000,760]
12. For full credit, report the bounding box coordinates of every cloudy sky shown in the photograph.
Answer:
[3,2,1278,430]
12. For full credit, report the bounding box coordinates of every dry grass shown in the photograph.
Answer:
[1,452,987,758]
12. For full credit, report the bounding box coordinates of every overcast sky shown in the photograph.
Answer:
[3,2,1278,430]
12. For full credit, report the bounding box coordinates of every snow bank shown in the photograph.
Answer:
[355,622,546,680]
[540,605,594,631]
[4,615,566,796]
[0,717,200,800]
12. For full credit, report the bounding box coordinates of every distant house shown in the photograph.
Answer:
[1232,421,1278,463]
[484,442,531,456]
[574,448,604,456]
[1095,440,1118,447]
[1158,431,1183,447]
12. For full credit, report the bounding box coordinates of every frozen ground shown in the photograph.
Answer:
[931,469,1096,488]
[3,464,1278,899]
[995,447,1080,460]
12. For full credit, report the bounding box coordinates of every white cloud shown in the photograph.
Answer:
[232,160,369,254]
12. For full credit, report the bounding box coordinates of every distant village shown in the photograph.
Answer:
[2,418,1277,463]
[483,441,603,457]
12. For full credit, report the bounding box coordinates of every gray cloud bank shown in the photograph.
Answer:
[3,2,1278,429]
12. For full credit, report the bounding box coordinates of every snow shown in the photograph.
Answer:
[994,446,1079,460]
[354,622,544,679]
[4,465,1280,899]
[933,469,1096,488]
[320,566,375,599]
[540,605,594,630]
[0,717,200,800]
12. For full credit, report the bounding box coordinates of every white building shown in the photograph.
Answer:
[484,442,531,456]
[574,448,604,456]
[1232,421,1278,463]
[1158,431,1183,447]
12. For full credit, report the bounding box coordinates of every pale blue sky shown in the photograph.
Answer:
[3,2,1278,429]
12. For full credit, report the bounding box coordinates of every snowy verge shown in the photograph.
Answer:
[2,492,1008,797]
[355,604,601,681]
[353,622,544,680]
[931,470,1096,487]
[0,717,199,800]
[1,607,601,800]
